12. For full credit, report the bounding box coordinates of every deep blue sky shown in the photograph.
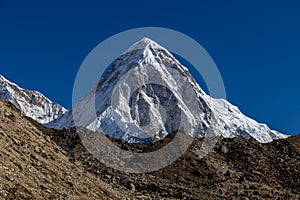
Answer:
[0,0,299,135]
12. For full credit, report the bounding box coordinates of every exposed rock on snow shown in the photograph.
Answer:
[48,38,288,143]
[0,75,67,124]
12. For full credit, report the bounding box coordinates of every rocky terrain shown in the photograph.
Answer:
[48,128,300,200]
[0,99,299,199]
[0,100,120,200]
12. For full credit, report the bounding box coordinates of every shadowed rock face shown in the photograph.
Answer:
[129,83,181,142]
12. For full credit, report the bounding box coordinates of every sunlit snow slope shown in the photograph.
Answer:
[0,75,67,124]
[48,38,287,143]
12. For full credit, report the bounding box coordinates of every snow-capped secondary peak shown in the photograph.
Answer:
[48,38,288,143]
[0,74,67,124]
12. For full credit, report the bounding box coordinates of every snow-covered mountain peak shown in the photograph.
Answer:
[115,37,184,74]
[0,74,67,124]
[126,37,165,52]
[48,38,288,143]
[123,37,174,63]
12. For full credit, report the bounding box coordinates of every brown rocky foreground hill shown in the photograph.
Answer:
[0,100,121,199]
[0,99,299,199]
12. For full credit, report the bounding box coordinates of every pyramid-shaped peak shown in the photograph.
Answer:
[124,37,167,54]
[138,37,158,45]
[136,37,161,46]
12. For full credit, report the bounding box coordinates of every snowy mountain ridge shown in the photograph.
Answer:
[48,37,288,143]
[0,75,67,124]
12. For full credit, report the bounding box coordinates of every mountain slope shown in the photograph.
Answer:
[50,127,300,200]
[48,38,287,143]
[0,99,120,199]
[1,97,299,199]
[0,75,67,124]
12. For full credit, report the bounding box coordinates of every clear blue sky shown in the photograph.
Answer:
[0,0,299,135]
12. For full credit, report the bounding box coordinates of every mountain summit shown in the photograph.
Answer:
[124,37,169,55]
[0,75,67,124]
[48,38,287,143]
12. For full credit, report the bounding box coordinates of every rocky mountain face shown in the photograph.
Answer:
[0,100,120,199]
[48,38,287,143]
[0,75,67,124]
[0,99,299,199]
